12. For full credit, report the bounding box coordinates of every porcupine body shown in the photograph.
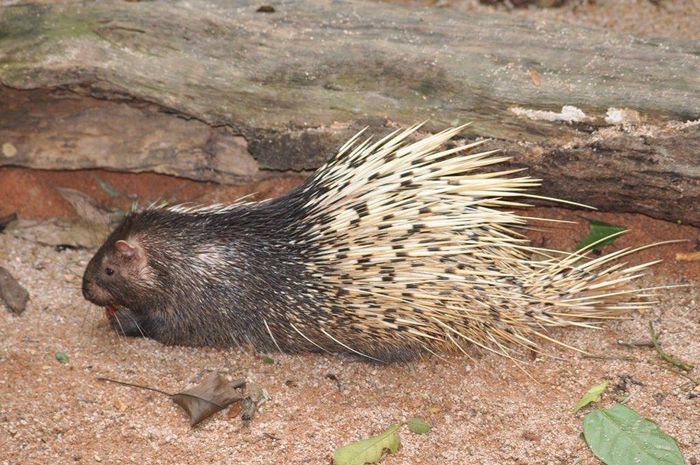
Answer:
[82,125,657,362]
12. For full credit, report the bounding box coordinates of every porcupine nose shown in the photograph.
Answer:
[81,276,92,301]
[81,258,100,303]
[81,262,97,302]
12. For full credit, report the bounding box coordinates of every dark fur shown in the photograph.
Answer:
[82,188,419,361]
[87,191,301,344]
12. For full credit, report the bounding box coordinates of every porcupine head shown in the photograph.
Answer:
[83,124,661,361]
[82,195,310,349]
[82,213,167,341]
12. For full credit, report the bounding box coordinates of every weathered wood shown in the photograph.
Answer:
[0,1,699,224]
[0,87,258,183]
[493,126,700,225]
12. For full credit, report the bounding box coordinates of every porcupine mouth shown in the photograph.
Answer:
[103,304,135,322]
[103,304,151,338]
[104,304,138,317]
[104,305,118,318]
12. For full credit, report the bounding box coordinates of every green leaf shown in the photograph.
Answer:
[576,220,626,251]
[334,424,401,465]
[261,356,275,365]
[55,351,69,364]
[583,403,685,465]
[407,417,432,434]
[575,381,608,412]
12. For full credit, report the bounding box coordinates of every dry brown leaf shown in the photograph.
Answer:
[172,373,245,426]
[98,373,245,427]
[529,68,541,87]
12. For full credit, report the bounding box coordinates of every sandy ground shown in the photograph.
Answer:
[1,204,699,465]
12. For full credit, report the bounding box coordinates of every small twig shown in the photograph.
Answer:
[618,394,633,404]
[582,354,641,363]
[97,376,242,408]
[648,322,695,372]
[672,370,700,387]
[98,376,174,396]
[617,339,655,348]
[99,25,147,34]
[675,251,700,262]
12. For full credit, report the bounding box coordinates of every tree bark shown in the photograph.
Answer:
[0,1,698,224]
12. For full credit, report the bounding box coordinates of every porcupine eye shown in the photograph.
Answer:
[104,267,115,276]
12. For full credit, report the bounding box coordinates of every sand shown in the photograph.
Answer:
[1,205,699,464]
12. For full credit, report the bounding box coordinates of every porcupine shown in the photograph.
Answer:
[82,124,661,362]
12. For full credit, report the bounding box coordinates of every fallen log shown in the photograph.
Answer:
[0,1,698,223]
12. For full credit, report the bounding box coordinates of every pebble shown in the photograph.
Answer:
[2,142,17,157]
[0,266,29,314]
[114,399,127,411]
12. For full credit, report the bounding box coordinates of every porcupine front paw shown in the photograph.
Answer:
[107,307,152,338]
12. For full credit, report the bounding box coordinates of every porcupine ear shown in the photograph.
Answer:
[115,239,141,260]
